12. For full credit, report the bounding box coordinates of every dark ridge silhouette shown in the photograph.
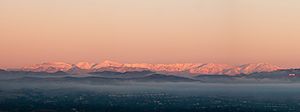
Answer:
[0,69,6,73]
[133,74,195,82]
[89,70,155,78]
[246,69,300,79]
[0,70,69,76]
[123,70,154,74]
[89,71,123,75]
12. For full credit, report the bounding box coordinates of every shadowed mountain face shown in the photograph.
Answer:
[89,70,154,78]
[0,71,196,84]
[14,61,281,76]
[246,69,300,79]
[0,69,5,73]
[133,74,196,82]
[0,70,68,76]
[1,68,300,83]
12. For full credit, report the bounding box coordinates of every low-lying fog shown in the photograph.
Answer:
[1,80,300,98]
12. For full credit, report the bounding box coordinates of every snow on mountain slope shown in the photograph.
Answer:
[123,63,202,73]
[189,63,234,75]
[93,60,123,69]
[22,62,72,73]
[20,60,281,75]
[238,63,281,74]
[75,62,96,70]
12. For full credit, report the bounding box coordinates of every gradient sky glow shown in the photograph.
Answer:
[1,0,300,68]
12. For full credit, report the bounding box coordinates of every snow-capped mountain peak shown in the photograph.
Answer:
[22,62,72,73]
[189,63,235,75]
[74,62,96,70]
[19,61,282,75]
[238,63,280,74]
[93,60,124,69]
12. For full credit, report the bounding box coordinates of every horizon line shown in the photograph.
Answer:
[1,60,295,69]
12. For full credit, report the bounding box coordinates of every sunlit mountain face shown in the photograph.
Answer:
[17,60,281,76]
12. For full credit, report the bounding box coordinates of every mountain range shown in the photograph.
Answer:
[11,60,281,76]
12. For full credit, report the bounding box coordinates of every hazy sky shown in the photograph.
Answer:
[1,0,300,68]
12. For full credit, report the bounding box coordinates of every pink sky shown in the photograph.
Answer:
[1,0,300,68]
